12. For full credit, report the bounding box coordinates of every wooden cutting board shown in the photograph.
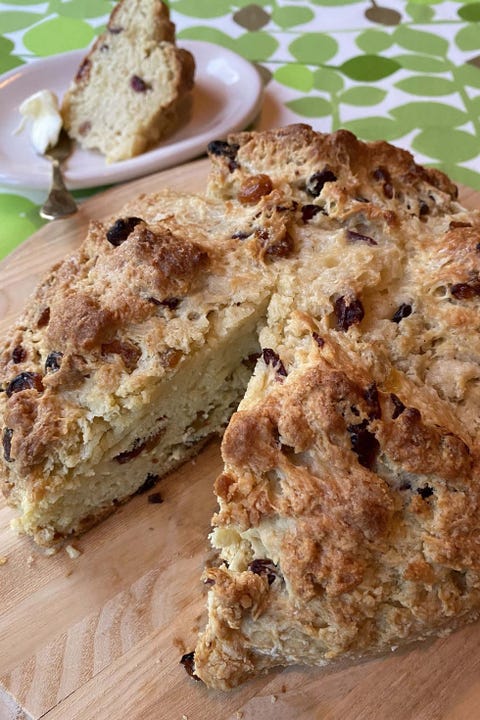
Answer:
[1,162,480,720]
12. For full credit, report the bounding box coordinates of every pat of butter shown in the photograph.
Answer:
[15,89,63,154]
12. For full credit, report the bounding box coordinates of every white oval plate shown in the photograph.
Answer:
[0,40,263,190]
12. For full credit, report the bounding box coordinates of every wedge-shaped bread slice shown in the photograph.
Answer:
[61,0,194,162]
[193,125,480,688]
[0,189,298,546]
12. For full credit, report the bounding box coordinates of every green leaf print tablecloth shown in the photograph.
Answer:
[2,0,480,260]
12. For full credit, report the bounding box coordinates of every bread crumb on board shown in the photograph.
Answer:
[65,544,81,559]
[0,555,7,565]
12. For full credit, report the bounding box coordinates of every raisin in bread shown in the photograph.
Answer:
[191,125,480,688]
[61,0,195,163]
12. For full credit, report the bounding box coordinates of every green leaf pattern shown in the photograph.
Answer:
[3,0,480,259]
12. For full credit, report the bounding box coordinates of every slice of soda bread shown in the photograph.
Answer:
[61,0,195,163]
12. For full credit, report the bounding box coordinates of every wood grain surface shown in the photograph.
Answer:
[1,163,480,720]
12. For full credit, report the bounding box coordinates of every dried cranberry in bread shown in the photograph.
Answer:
[61,0,194,163]
[191,125,480,688]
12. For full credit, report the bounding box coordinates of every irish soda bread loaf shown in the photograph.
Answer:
[61,0,195,162]
[2,125,480,689]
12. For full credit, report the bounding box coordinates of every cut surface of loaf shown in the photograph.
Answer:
[61,0,195,163]
[191,125,480,688]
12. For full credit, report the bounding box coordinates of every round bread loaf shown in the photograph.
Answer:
[3,124,480,691]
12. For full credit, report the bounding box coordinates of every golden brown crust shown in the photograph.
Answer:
[207,124,457,205]
[195,342,480,688]
[107,0,175,40]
